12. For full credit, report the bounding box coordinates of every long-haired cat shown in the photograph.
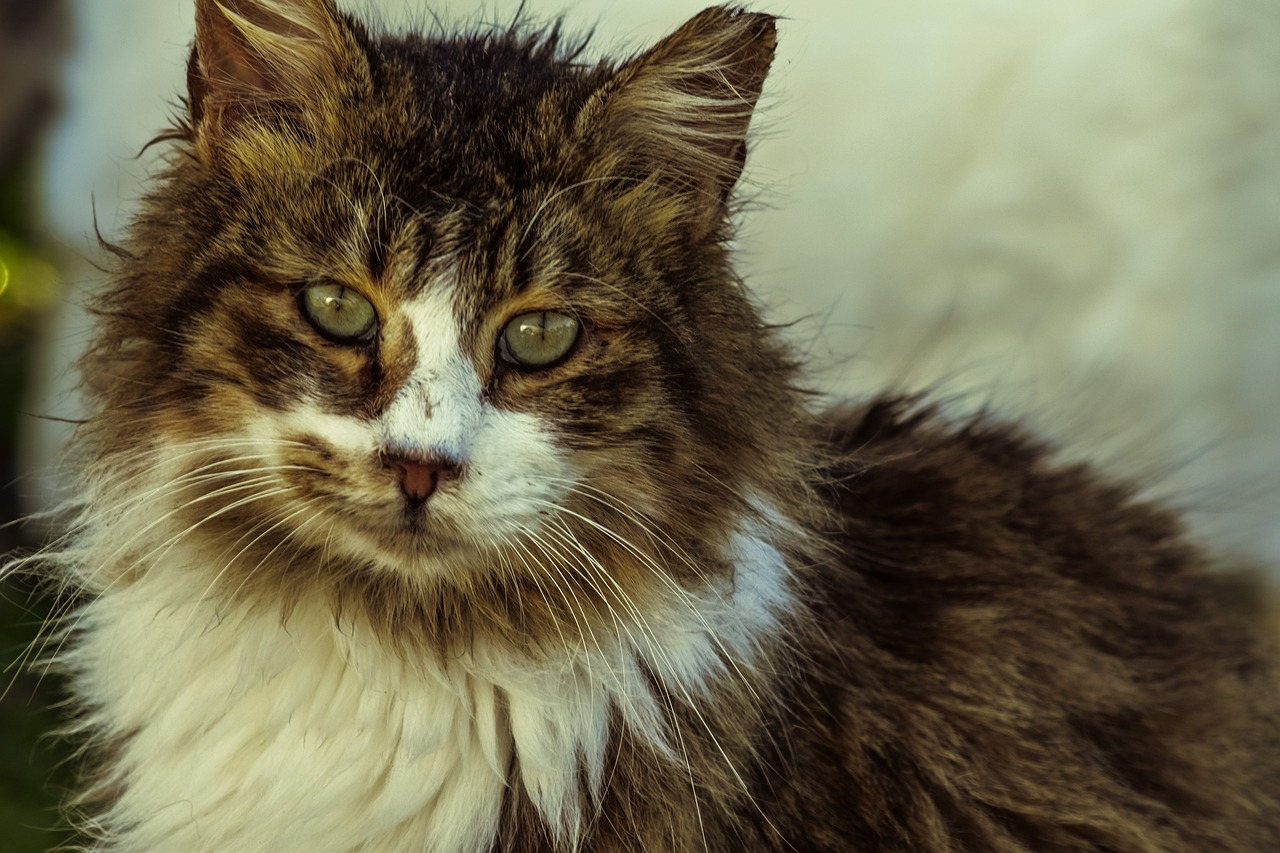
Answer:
[28,0,1280,850]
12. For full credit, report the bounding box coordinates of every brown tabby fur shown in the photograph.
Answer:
[46,0,1280,849]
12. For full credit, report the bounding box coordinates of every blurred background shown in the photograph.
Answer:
[1,0,72,849]
[3,0,1279,848]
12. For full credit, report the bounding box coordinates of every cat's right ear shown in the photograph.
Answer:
[188,0,371,155]
[577,6,777,236]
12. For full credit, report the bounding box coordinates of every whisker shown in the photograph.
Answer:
[532,485,776,708]
[34,483,298,683]
[536,513,721,846]
[524,490,787,842]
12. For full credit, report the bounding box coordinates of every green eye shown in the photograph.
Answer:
[299,282,378,343]
[500,310,580,369]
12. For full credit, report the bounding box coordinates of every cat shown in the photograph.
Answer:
[28,0,1280,850]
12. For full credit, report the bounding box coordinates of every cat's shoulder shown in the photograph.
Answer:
[818,394,1192,569]
[776,396,1280,852]
[808,393,1277,702]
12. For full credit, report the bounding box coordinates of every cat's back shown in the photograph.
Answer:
[779,397,1280,852]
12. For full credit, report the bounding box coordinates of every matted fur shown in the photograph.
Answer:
[24,0,1280,850]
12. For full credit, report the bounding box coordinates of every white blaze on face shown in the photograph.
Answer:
[380,287,484,461]
[338,276,574,559]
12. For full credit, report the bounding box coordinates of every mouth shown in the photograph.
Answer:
[353,500,479,562]
[397,498,436,533]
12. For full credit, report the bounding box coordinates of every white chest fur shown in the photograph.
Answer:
[68,519,790,853]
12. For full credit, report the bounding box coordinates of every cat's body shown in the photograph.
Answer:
[66,398,1280,853]
[37,1,1280,850]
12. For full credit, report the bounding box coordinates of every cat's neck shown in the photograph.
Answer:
[66,504,794,851]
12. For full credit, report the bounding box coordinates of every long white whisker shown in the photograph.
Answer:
[195,498,329,635]
[528,492,785,843]
[531,487,773,709]
[535,512,719,845]
[38,483,298,681]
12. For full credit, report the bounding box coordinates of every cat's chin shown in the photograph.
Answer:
[332,507,513,581]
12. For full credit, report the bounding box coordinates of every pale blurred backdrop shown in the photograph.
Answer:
[29,0,1280,572]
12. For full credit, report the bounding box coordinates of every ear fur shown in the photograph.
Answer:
[188,0,371,152]
[580,6,777,230]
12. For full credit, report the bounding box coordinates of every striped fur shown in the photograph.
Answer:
[28,1,1280,850]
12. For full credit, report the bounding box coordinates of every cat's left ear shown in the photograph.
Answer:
[579,6,776,232]
[188,0,371,155]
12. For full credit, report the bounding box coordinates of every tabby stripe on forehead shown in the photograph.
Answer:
[402,210,468,299]
[309,161,402,281]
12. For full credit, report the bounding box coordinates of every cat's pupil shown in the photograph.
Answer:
[501,310,579,369]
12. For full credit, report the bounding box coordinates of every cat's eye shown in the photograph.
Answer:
[500,310,581,369]
[299,282,378,343]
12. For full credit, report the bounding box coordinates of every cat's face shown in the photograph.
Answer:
[193,186,686,582]
[83,0,802,642]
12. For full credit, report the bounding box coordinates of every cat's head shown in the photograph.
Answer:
[80,0,810,650]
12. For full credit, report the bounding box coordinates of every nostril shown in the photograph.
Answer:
[384,453,459,502]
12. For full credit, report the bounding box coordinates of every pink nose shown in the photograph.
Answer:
[385,454,458,502]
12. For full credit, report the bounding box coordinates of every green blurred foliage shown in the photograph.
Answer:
[0,233,61,333]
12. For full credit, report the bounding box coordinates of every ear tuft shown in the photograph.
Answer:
[189,0,369,150]
[584,6,777,227]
